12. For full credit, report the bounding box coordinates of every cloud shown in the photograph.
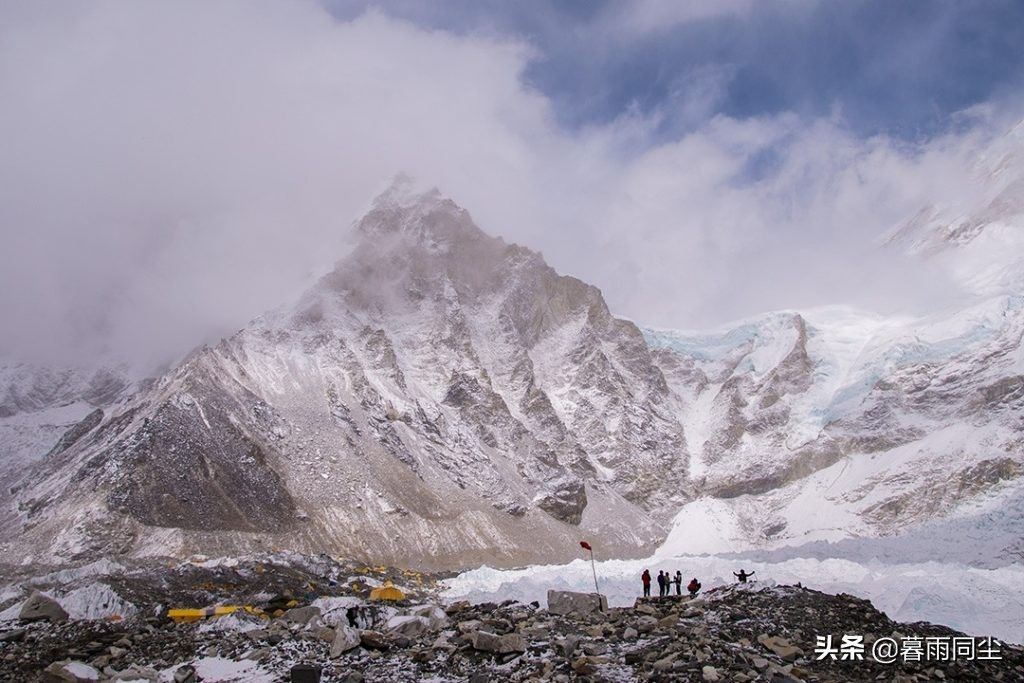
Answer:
[0,1,552,368]
[0,1,1018,371]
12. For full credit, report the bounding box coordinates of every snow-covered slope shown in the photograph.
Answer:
[887,119,1024,296]
[637,122,1024,562]
[0,362,132,487]
[645,295,1024,560]
[1,181,689,570]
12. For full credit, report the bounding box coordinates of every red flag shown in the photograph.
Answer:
[580,541,592,551]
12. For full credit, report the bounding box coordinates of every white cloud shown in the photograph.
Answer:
[0,0,1012,370]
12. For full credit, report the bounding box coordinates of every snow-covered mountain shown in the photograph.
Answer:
[647,121,1024,563]
[0,362,132,491]
[887,119,1024,296]
[646,300,1024,562]
[3,122,1024,572]
[1,180,690,569]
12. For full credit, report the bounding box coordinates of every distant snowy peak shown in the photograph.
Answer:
[887,121,1024,295]
[0,362,131,419]
[644,294,1024,558]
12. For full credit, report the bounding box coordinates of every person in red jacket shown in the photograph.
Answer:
[687,577,701,597]
[641,569,651,597]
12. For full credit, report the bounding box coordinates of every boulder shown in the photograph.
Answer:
[242,648,271,662]
[359,630,390,650]
[636,616,659,633]
[0,628,26,642]
[469,630,527,654]
[546,590,607,616]
[456,619,482,634]
[386,615,431,638]
[410,604,449,630]
[172,665,197,683]
[20,591,69,623]
[757,634,804,662]
[557,635,580,658]
[702,665,720,681]
[41,661,100,683]
[571,656,595,675]
[431,634,456,652]
[284,605,322,626]
[654,654,678,672]
[658,614,678,629]
[108,667,160,682]
[330,625,361,657]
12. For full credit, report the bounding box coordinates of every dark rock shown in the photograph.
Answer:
[469,630,527,654]
[19,591,68,623]
[0,628,26,642]
[289,664,321,683]
[534,479,587,525]
[359,630,390,650]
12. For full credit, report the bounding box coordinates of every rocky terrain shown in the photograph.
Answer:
[0,553,1020,682]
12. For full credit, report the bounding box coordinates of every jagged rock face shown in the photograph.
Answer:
[2,184,688,569]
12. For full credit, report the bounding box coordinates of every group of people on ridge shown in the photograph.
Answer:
[641,569,701,597]
[640,568,756,597]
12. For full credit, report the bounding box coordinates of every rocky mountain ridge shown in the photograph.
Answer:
[3,126,1024,568]
[1,181,689,569]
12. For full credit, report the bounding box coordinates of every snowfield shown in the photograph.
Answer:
[443,552,1024,645]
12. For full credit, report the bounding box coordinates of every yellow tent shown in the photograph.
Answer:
[369,580,405,602]
[167,605,240,623]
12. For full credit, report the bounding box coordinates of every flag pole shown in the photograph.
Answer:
[580,540,600,602]
[589,547,599,596]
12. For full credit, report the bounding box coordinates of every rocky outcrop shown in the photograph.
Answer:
[533,480,588,525]
[546,590,607,616]
[19,591,68,623]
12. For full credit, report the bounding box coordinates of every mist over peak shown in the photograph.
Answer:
[0,1,1022,375]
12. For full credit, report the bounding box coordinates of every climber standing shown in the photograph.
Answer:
[657,570,666,597]
[674,570,683,596]
[641,569,651,597]
[734,569,756,583]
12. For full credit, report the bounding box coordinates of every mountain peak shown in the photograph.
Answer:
[355,175,490,252]
[371,173,441,210]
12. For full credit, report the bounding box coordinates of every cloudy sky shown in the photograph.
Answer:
[2,0,1023,369]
